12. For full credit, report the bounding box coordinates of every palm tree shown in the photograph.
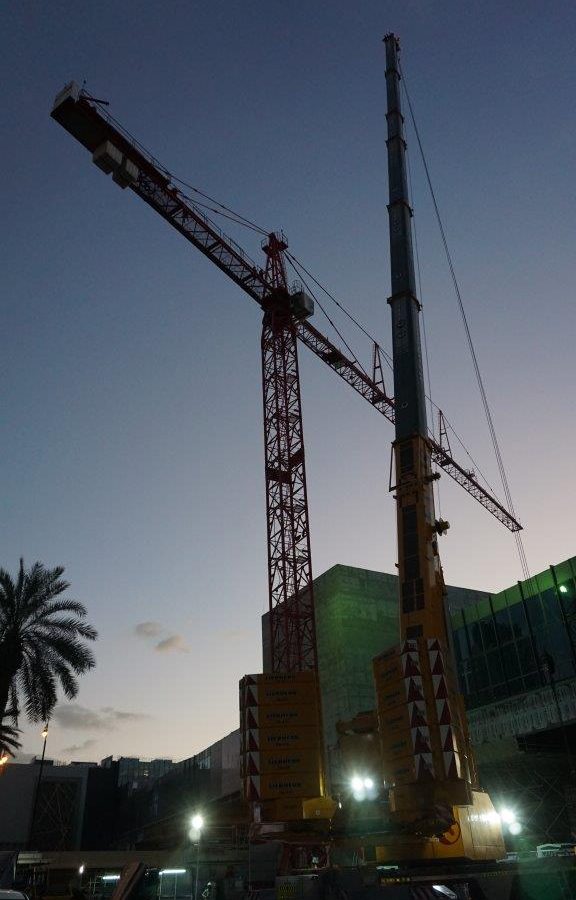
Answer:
[0,721,22,757]
[0,559,97,724]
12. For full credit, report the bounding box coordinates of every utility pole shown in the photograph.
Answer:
[27,723,49,849]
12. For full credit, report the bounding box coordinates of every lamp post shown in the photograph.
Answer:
[28,723,49,849]
[190,814,204,900]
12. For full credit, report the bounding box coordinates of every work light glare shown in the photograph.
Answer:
[500,808,516,825]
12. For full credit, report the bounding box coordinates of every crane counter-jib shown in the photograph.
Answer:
[51,82,171,186]
[51,82,269,305]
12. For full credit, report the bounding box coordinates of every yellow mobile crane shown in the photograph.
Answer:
[363,34,505,862]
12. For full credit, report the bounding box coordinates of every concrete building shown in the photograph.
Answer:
[111,731,241,849]
[262,564,490,780]
[6,558,573,851]
[261,558,576,840]
[115,557,575,846]
[0,756,171,851]
[101,756,173,791]
[450,555,576,842]
[0,759,95,850]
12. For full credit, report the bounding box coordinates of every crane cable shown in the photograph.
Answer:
[286,251,394,368]
[405,134,443,516]
[284,254,367,374]
[87,86,514,517]
[398,62,532,581]
[168,176,268,236]
[85,90,269,237]
[286,251,502,501]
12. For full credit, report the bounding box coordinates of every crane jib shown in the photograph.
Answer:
[50,80,521,535]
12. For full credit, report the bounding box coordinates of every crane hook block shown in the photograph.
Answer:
[434,518,450,536]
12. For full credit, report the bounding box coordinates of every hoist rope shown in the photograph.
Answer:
[169,176,268,236]
[176,191,266,236]
[429,404,499,499]
[85,91,269,238]
[287,252,500,502]
[286,251,393,369]
[284,255,366,374]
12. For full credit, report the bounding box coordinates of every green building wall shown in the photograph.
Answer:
[262,557,576,789]
[261,563,490,782]
[450,555,576,709]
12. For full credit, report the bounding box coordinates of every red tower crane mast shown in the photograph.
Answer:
[50,82,521,680]
[261,233,316,672]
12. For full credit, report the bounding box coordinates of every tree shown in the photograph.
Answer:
[0,721,22,757]
[0,559,97,724]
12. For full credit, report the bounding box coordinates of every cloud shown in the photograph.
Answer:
[100,707,149,723]
[134,621,190,654]
[61,738,98,755]
[53,704,150,731]
[134,621,163,639]
[155,634,190,654]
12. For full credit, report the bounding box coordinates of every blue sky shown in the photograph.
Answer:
[2,1,575,762]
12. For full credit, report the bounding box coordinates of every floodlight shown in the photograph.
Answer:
[350,776,364,792]
[500,808,516,825]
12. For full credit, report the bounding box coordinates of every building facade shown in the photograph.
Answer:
[451,557,576,712]
[6,558,573,851]
[261,558,576,840]
[262,564,491,779]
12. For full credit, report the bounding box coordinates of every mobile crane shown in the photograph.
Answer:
[362,33,505,862]
[50,34,516,871]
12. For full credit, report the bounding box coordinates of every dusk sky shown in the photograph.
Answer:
[2,2,575,764]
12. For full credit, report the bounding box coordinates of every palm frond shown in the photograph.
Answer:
[0,559,97,724]
[0,721,22,756]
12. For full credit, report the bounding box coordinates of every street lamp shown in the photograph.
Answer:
[28,722,49,849]
[190,814,204,900]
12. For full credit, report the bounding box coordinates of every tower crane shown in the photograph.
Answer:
[50,81,519,683]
